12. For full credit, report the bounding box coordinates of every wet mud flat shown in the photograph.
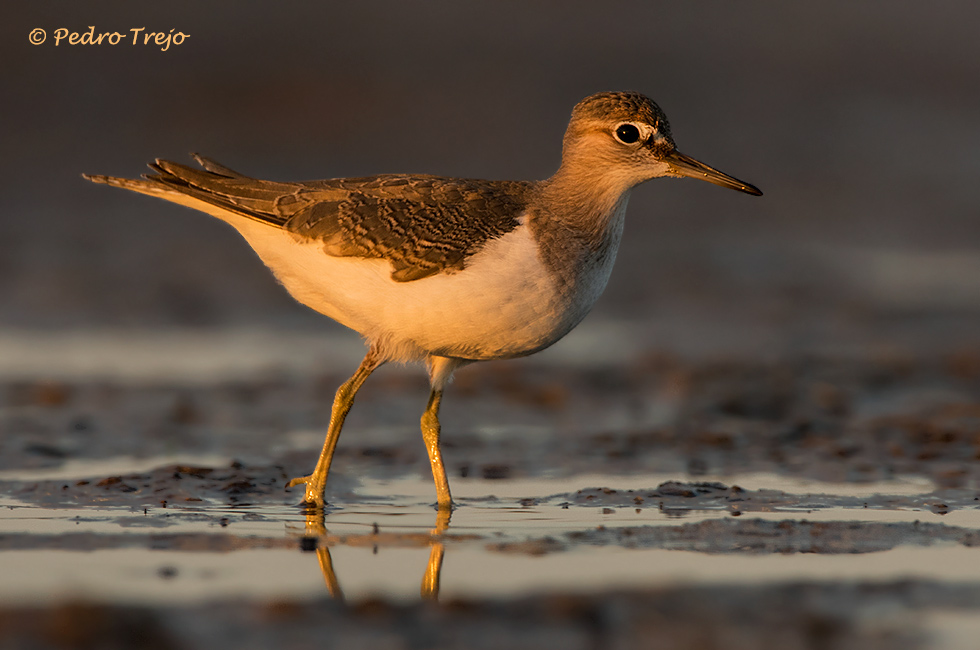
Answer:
[2,350,980,649]
[3,583,974,650]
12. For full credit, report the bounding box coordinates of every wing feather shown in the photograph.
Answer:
[89,155,534,282]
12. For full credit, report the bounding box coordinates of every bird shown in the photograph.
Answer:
[84,91,761,512]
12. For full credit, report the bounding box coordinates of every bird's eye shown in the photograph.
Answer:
[614,123,641,144]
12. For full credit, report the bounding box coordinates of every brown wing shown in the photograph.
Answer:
[147,157,533,282]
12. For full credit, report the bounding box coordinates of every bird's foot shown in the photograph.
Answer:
[285,474,325,509]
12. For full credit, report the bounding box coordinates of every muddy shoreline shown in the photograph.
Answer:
[2,350,979,648]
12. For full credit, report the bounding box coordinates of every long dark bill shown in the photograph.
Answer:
[666,150,762,196]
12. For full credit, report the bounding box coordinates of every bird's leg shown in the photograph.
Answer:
[287,348,385,507]
[422,356,467,510]
[420,388,453,510]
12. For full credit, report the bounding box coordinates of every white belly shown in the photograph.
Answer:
[227,220,605,362]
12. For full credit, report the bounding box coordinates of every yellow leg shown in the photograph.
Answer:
[420,389,453,510]
[287,348,384,507]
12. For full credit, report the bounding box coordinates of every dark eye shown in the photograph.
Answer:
[615,124,640,144]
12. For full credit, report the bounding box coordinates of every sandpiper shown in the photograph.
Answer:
[85,91,761,511]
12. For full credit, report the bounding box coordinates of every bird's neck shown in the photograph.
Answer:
[533,164,632,249]
[525,165,632,295]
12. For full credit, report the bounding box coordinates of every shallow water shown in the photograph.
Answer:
[3,460,978,608]
[2,349,979,649]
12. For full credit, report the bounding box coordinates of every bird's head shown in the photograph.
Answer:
[559,91,762,196]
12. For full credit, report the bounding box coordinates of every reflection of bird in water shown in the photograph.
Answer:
[306,509,451,601]
[84,92,761,511]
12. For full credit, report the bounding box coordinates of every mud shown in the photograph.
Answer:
[2,351,980,648]
[0,583,956,650]
[4,351,979,483]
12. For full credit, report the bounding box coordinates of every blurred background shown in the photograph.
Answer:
[2,1,979,362]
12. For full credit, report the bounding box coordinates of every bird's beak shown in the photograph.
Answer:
[665,150,762,196]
